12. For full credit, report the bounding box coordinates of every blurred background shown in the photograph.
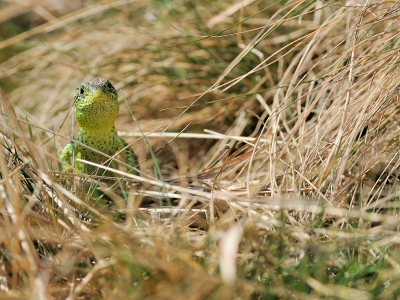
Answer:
[0,0,273,179]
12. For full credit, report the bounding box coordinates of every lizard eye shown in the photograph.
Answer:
[79,87,85,95]
[107,81,113,90]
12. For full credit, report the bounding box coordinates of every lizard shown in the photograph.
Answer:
[59,78,138,177]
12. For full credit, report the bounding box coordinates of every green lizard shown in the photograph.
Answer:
[60,78,138,176]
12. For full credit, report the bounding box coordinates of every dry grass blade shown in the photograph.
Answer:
[1,0,400,298]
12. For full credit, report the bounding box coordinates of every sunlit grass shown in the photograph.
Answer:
[1,0,400,298]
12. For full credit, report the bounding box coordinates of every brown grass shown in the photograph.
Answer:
[1,0,400,299]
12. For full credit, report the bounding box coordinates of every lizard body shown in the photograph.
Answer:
[60,78,138,176]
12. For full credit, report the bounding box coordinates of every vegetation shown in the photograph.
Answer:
[0,0,400,298]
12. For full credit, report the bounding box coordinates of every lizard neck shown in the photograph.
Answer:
[77,125,117,141]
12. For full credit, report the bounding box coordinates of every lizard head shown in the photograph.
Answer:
[74,78,119,132]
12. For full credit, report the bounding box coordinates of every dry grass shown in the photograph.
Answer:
[1,0,400,299]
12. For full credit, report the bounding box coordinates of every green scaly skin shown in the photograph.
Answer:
[60,78,138,176]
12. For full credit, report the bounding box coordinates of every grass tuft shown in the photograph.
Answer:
[1,0,400,298]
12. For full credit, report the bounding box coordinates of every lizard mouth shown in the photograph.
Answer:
[90,95,108,103]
